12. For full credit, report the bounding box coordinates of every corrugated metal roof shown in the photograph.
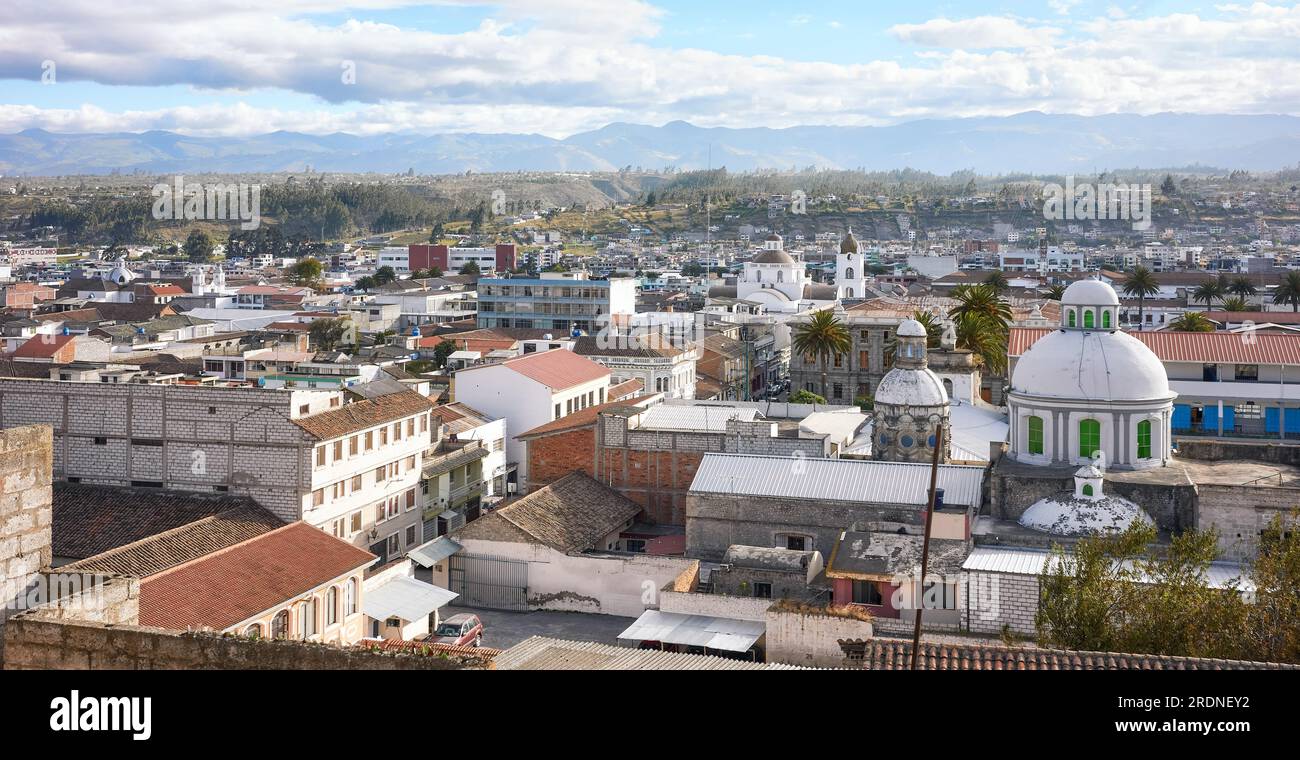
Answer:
[1010,327,1300,365]
[688,453,986,507]
[963,547,1251,591]
[362,575,458,621]
[407,536,462,568]
[494,636,808,670]
[618,609,766,652]
[639,405,759,432]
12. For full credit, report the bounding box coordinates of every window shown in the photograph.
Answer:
[1137,419,1152,459]
[786,535,807,551]
[299,598,317,638]
[375,465,387,483]
[554,403,561,419]
[387,533,400,555]
[1068,309,1076,327]
[1027,415,1044,455]
[312,489,324,507]
[326,587,339,626]
[833,353,842,368]
[244,624,262,639]
[752,582,772,599]
[406,525,417,546]
[405,489,416,510]
[1236,364,1259,381]
[351,474,362,490]
[1083,309,1095,329]
[1102,310,1112,328]
[345,578,357,615]
[380,427,388,445]
[832,383,843,400]
[271,610,290,639]
[852,580,883,606]
[1079,418,1101,458]
[299,404,310,415]
[94,437,107,446]
[1083,483,1094,496]
[365,431,374,451]
[349,436,358,456]
[350,511,362,533]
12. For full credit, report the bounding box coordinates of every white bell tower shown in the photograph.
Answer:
[836,229,865,300]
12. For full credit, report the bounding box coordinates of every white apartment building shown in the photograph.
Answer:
[453,348,611,490]
[297,390,436,565]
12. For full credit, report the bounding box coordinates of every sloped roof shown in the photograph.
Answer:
[463,348,609,391]
[139,521,376,631]
[516,395,657,439]
[10,333,74,359]
[61,505,284,578]
[293,389,433,440]
[841,639,1298,671]
[454,472,640,553]
[1010,326,1300,365]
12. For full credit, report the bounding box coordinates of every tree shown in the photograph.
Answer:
[289,257,324,289]
[308,317,350,350]
[1220,295,1250,312]
[1043,283,1067,301]
[1192,279,1225,308]
[354,275,377,291]
[459,261,481,276]
[1169,311,1215,332]
[429,222,445,243]
[1228,276,1257,297]
[1037,522,1152,653]
[432,341,457,369]
[1161,174,1177,196]
[374,266,397,286]
[184,229,215,263]
[1121,266,1160,329]
[1273,271,1300,312]
[946,283,1012,375]
[792,310,851,399]
[789,389,827,405]
[982,270,1009,292]
[1244,513,1300,663]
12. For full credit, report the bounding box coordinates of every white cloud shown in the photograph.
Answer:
[1,1,1299,136]
[888,17,1061,49]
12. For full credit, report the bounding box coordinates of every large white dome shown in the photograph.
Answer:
[1011,329,1173,402]
[875,367,949,407]
[1062,279,1120,306]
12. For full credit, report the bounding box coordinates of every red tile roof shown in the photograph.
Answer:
[139,522,376,631]
[468,348,609,391]
[516,394,658,439]
[841,638,1298,671]
[1202,310,1300,325]
[10,333,74,359]
[1010,327,1300,365]
[608,378,644,400]
[293,389,434,440]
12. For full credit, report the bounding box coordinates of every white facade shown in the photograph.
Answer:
[836,230,866,300]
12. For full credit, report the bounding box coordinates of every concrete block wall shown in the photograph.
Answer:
[1198,483,1300,561]
[765,606,874,667]
[962,570,1039,636]
[0,379,313,521]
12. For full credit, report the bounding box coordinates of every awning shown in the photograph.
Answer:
[407,536,462,568]
[362,576,458,622]
[618,610,765,653]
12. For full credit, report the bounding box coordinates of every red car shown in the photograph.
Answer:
[431,613,483,647]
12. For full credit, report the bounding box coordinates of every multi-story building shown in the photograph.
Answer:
[0,378,434,564]
[572,335,698,399]
[453,348,611,490]
[407,243,517,274]
[476,271,636,333]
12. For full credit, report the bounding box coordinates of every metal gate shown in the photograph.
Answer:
[448,554,529,611]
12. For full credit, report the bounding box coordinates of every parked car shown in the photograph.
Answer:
[430,613,483,647]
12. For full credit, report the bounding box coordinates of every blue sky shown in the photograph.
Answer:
[0,1,1296,136]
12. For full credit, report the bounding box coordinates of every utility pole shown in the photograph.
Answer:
[910,422,944,671]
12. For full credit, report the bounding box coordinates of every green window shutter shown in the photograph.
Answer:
[1028,415,1044,455]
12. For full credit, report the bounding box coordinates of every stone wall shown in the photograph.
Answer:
[0,379,314,520]
[657,589,773,622]
[1176,438,1300,467]
[988,460,1197,532]
[1197,483,1300,561]
[764,604,874,668]
[0,424,53,665]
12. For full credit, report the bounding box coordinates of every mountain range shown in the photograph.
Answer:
[2,112,1299,176]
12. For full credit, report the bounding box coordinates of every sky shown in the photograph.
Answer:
[1,1,1299,137]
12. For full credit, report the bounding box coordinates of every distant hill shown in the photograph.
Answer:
[2,113,1298,176]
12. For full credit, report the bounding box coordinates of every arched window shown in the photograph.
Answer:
[244,623,262,639]
[1083,309,1095,329]
[326,586,339,626]
[942,378,954,399]
[345,578,357,615]
[1082,483,1094,496]
[756,270,763,282]
[1079,418,1101,458]
[777,270,784,283]
[846,267,854,280]
[271,610,290,639]
[299,597,317,639]
[846,288,854,298]
[1102,309,1112,329]
[1068,310,1076,327]
[1137,419,1152,459]
[1027,415,1044,455]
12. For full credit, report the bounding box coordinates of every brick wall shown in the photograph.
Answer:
[963,570,1039,636]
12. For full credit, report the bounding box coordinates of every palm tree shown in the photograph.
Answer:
[1220,295,1250,312]
[1273,271,1300,312]
[947,283,1013,375]
[1228,277,1257,297]
[1169,312,1215,332]
[983,271,1010,292]
[1122,267,1160,330]
[1192,279,1225,309]
[792,309,851,399]
[1043,283,1067,301]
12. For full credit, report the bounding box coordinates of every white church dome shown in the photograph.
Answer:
[896,318,929,338]
[1011,330,1172,402]
[875,368,948,407]
[1062,278,1120,307]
